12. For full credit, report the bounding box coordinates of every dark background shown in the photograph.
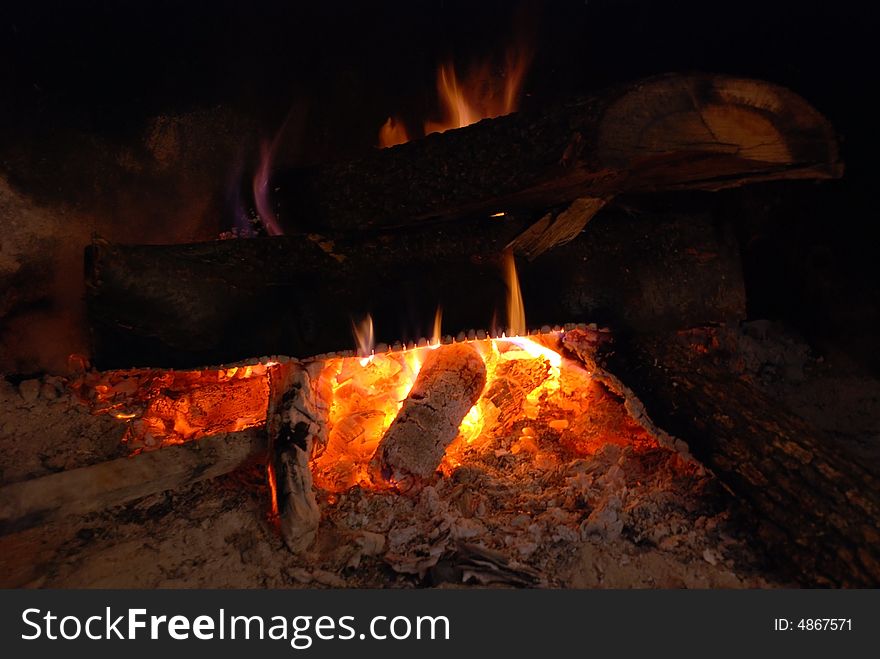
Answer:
[2,0,875,161]
[0,0,877,370]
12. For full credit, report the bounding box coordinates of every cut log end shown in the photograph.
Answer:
[596,74,843,187]
[373,342,488,484]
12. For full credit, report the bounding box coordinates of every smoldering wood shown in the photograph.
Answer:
[86,205,746,369]
[272,73,841,238]
[484,357,549,431]
[590,328,880,587]
[373,343,487,483]
[0,429,267,536]
[561,327,689,458]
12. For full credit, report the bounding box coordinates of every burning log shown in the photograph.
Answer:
[373,342,488,484]
[590,329,880,587]
[86,207,745,368]
[273,73,841,241]
[267,362,322,553]
[483,356,549,431]
[0,429,267,536]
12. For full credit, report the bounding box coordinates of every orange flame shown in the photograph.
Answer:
[312,332,565,492]
[432,306,443,345]
[424,63,481,134]
[504,248,526,336]
[378,42,532,147]
[311,263,564,493]
[378,116,410,148]
[424,46,530,136]
[353,315,375,361]
[267,461,280,523]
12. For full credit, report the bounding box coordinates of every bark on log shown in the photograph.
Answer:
[273,73,841,237]
[373,343,487,483]
[86,206,745,368]
[0,429,267,536]
[591,328,880,587]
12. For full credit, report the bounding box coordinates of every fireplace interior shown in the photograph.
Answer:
[1,0,879,589]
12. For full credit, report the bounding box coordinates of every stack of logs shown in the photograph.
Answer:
[7,72,876,585]
[86,73,837,369]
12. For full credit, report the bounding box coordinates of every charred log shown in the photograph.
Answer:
[591,328,880,587]
[86,207,745,369]
[0,429,267,536]
[508,196,609,260]
[484,356,550,432]
[372,342,487,484]
[273,73,841,239]
[267,361,321,553]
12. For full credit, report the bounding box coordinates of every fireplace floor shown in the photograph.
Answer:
[2,324,878,588]
[1,449,778,589]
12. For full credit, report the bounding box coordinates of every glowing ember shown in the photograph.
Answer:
[311,334,565,492]
[73,363,273,452]
[267,460,280,522]
[76,221,650,509]
[310,239,592,490]
[378,42,532,147]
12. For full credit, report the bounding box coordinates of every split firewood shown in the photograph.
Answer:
[507,196,610,260]
[373,342,487,484]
